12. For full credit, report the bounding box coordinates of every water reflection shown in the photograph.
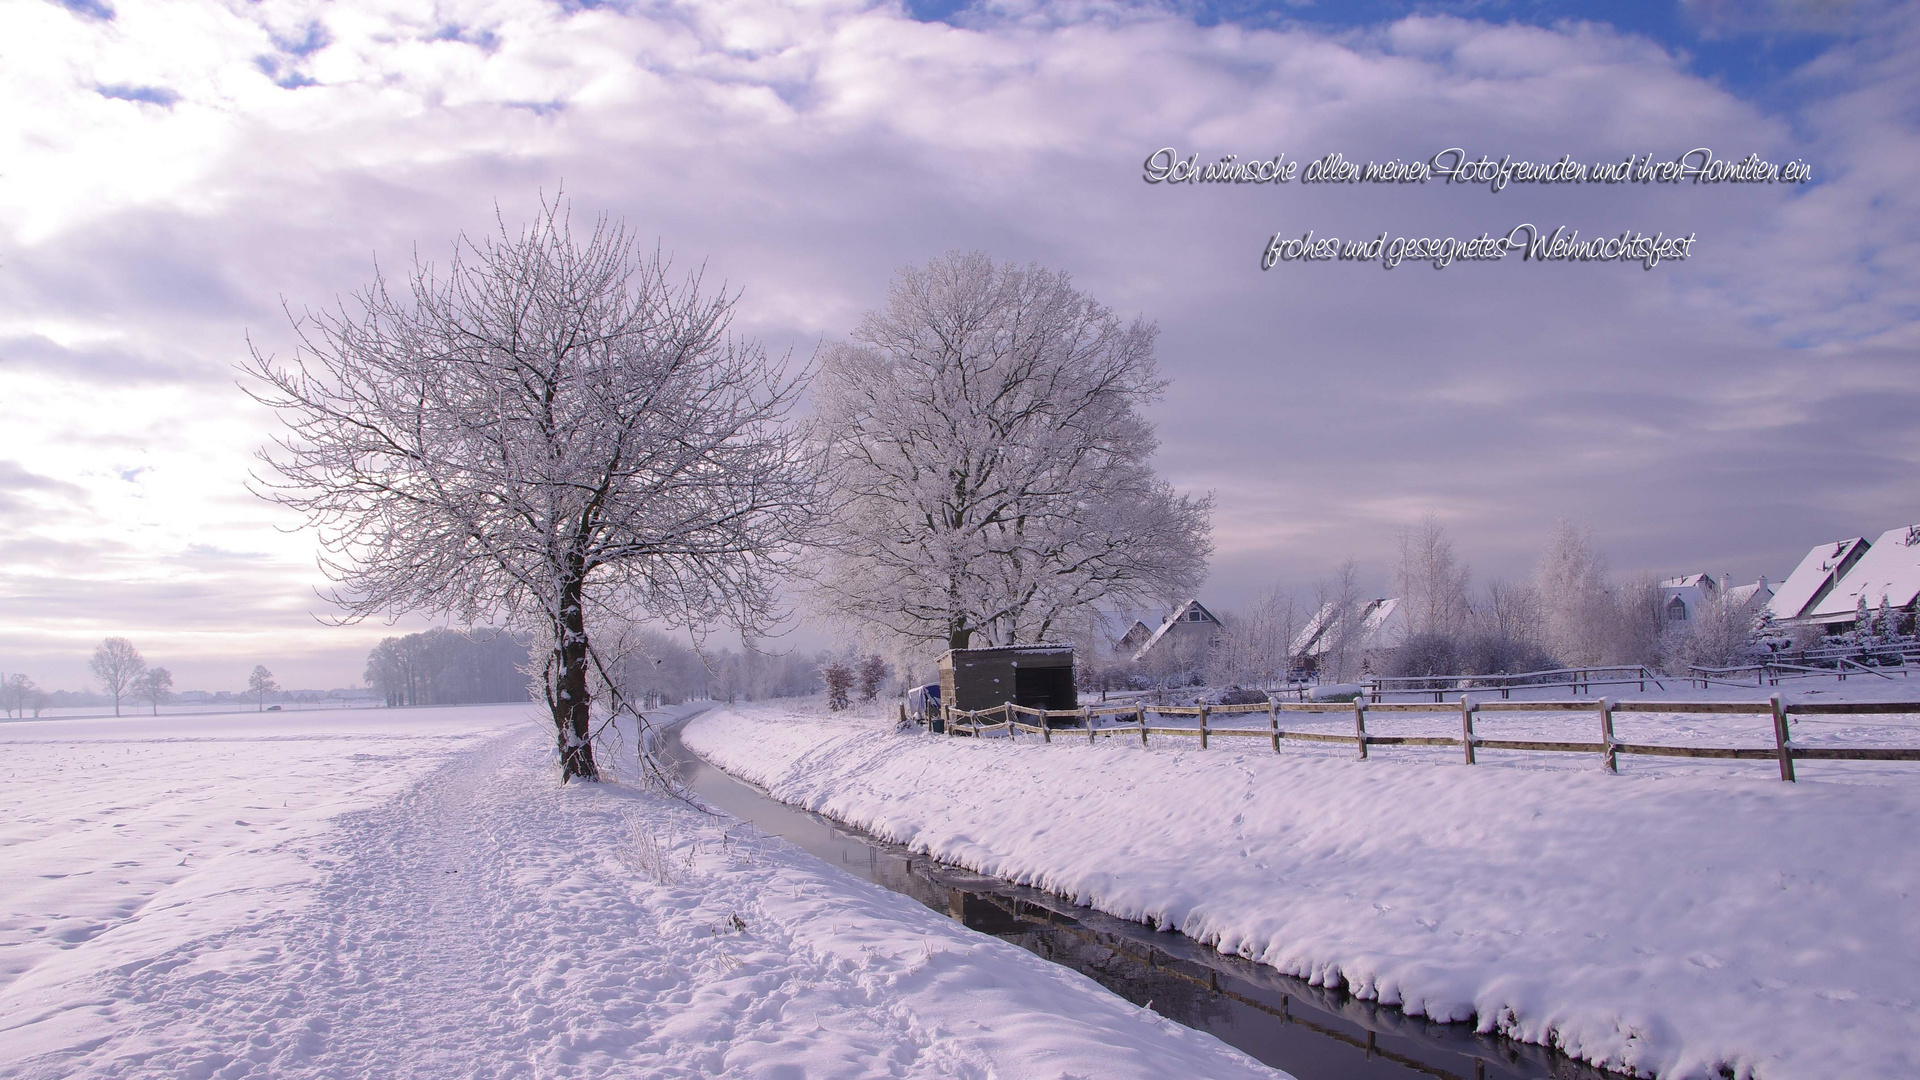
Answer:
[656,720,1621,1080]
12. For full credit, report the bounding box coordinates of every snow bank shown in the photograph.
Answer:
[684,705,1920,1079]
[0,704,1286,1079]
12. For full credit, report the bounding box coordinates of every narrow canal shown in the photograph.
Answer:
[656,717,1622,1080]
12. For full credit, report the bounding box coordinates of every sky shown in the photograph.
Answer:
[1,0,1915,692]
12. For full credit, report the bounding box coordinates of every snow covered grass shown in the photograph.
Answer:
[685,703,1920,1080]
[0,704,1286,1079]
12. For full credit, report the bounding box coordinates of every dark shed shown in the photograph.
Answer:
[938,644,1077,715]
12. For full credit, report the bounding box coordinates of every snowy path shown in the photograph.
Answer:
[685,704,1920,1080]
[0,708,1286,1079]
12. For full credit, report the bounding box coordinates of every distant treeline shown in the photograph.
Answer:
[364,626,827,707]
[365,628,535,707]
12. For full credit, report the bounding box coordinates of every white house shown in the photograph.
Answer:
[1290,597,1406,668]
[1803,523,1920,627]
[1660,573,1773,628]
[1126,599,1225,665]
[1768,537,1871,624]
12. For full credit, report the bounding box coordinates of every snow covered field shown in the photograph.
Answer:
[0,704,1286,1079]
[684,701,1920,1080]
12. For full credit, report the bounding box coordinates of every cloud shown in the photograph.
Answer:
[1,0,1914,684]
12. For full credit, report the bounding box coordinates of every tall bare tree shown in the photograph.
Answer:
[809,251,1211,652]
[1393,514,1471,639]
[89,637,145,717]
[1306,559,1369,683]
[247,204,818,781]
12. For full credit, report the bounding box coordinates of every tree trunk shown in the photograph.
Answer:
[554,574,599,781]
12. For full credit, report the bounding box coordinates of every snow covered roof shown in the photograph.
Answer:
[1292,598,1404,658]
[1805,525,1920,620]
[1724,580,1772,607]
[944,643,1075,656]
[1660,573,1719,592]
[1128,599,1221,662]
[1769,537,1870,621]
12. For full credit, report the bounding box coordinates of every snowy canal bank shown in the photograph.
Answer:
[660,718,1619,1080]
[683,704,1920,1080]
[0,705,1284,1079]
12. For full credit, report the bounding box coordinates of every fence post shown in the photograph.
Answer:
[1042,706,1051,743]
[1460,698,1476,764]
[1771,693,1795,782]
[1085,705,1094,745]
[1598,697,1616,773]
[1137,705,1148,747]
[1199,703,1210,750]
[1269,697,1280,754]
[1354,699,1369,760]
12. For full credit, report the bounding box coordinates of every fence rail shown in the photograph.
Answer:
[1361,665,1666,701]
[929,695,1920,781]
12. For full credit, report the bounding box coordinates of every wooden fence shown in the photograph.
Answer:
[1363,665,1664,701]
[929,696,1920,782]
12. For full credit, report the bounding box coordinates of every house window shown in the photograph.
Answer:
[1188,610,1204,621]
[1667,596,1688,621]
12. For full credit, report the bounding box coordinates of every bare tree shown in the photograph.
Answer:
[809,251,1211,653]
[1393,514,1471,639]
[137,666,173,716]
[248,665,279,711]
[2,673,36,719]
[246,203,817,781]
[1209,585,1301,687]
[90,637,146,717]
[1310,560,1370,683]
[1474,578,1546,647]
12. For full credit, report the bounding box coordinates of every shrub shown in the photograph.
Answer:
[1386,632,1459,687]
[1457,633,1559,678]
[822,662,854,710]
[1213,686,1269,706]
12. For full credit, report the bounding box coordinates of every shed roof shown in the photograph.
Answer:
[941,643,1075,658]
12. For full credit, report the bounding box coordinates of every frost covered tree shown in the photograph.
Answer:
[89,637,145,717]
[1677,593,1754,669]
[246,204,818,781]
[1209,585,1302,687]
[809,252,1211,652]
[1308,559,1370,683]
[1393,514,1471,639]
[1534,520,1615,666]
